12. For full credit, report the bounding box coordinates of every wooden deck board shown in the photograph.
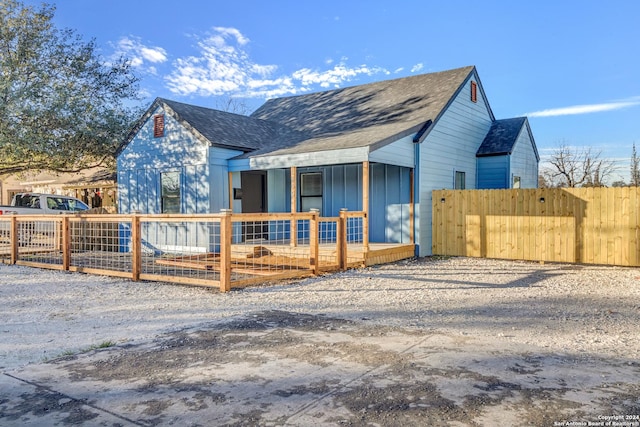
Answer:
[154,243,414,279]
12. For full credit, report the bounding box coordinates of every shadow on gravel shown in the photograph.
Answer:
[2,310,640,426]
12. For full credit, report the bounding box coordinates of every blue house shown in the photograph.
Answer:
[117,65,539,256]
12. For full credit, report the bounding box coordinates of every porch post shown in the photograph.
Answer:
[228,171,233,210]
[410,168,415,244]
[362,161,370,255]
[290,166,297,247]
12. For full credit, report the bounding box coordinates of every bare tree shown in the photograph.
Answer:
[631,142,640,187]
[213,97,251,115]
[543,144,617,187]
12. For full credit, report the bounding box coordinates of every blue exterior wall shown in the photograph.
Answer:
[117,105,241,252]
[476,125,538,190]
[477,155,510,189]
[117,105,242,214]
[369,164,412,243]
[509,126,539,188]
[260,163,410,243]
[418,72,494,256]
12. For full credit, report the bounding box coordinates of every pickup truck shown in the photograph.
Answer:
[0,193,89,215]
[0,193,90,245]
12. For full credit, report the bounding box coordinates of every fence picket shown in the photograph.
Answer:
[432,187,640,267]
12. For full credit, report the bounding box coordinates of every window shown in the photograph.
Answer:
[300,172,323,213]
[513,175,521,189]
[454,171,466,189]
[161,171,180,213]
[470,81,477,103]
[153,114,165,138]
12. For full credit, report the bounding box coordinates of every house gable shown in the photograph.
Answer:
[416,68,495,256]
[118,104,209,171]
[476,117,539,189]
[247,66,477,167]
[509,119,539,188]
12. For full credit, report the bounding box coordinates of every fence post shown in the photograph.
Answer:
[309,209,319,275]
[62,216,70,271]
[131,214,141,281]
[362,211,369,259]
[338,208,348,270]
[10,216,18,264]
[219,209,232,292]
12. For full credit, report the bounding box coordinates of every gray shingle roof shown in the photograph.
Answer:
[160,98,282,152]
[476,117,527,157]
[120,66,481,159]
[248,65,476,157]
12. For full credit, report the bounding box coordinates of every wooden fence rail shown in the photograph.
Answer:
[432,187,640,266]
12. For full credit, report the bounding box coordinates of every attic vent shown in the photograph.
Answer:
[470,81,477,103]
[153,114,165,138]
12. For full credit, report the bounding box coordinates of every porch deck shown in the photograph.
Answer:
[156,241,416,275]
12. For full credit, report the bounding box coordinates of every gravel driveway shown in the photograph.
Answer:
[1,257,639,425]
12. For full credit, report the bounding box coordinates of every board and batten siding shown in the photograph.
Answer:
[417,75,493,256]
[209,147,243,213]
[118,106,208,214]
[261,163,410,244]
[369,163,412,243]
[509,126,538,189]
[477,156,509,189]
[117,105,242,214]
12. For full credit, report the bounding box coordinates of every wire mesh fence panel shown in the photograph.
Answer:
[0,218,12,263]
[139,218,222,284]
[229,216,312,282]
[69,217,132,273]
[1,211,386,289]
[14,218,63,266]
[318,218,339,269]
[345,214,366,265]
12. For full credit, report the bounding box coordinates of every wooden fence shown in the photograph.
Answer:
[1,210,413,291]
[432,187,640,266]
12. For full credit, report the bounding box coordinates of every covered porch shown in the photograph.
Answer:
[228,159,417,251]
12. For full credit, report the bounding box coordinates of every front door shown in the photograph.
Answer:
[240,171,268,241]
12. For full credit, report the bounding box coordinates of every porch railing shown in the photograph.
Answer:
[0,210,368,292]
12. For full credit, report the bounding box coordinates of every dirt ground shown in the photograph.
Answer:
[1,257,640,426]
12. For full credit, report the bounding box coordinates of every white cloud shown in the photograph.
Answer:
[139,46,167,63]
[393,67,404,73]
[292,64,389,89]
[410,63,424,73]
[527,98,640,117]
[212,26,249,45]
[113,37,167,74]
[165,27,392,98]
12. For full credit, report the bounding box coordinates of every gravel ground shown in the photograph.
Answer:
[2,256,639,370]
[2,256,640,426]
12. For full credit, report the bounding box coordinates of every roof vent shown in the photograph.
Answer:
[153,114,165,138]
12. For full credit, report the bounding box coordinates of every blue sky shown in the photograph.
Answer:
[27,0,640,181]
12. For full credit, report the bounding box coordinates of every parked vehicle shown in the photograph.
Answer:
[0,193,89,215]
[0,194,90,245]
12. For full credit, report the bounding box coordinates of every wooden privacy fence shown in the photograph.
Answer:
[0,210,404,292]
[432,187,640,266]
